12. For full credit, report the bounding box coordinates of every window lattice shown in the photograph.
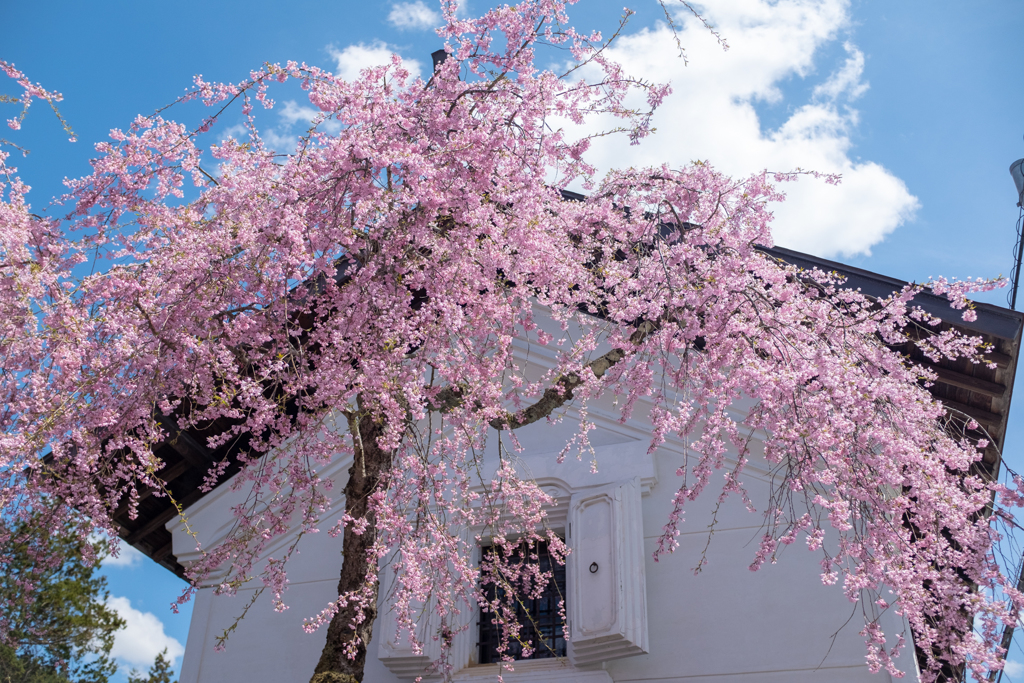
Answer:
[478,541,567,664]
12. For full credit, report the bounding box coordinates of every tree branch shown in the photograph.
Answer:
[489,344,627,430]
[426,320,658,430]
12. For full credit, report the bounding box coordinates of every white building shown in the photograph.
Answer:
[120,247,1023,683]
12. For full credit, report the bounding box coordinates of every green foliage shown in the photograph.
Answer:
[0,644,70,683]
[127,650,176,683]
[0,514,125,683]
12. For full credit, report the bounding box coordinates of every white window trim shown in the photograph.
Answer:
[378,440,656,680]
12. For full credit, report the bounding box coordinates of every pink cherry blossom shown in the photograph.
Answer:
[2,3,1021,681]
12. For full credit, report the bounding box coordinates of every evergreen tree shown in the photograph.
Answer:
[0,514,125,683]
[127,650,176,683]
[0,644,70,683]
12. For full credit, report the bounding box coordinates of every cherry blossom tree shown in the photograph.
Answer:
[3,2,1023,682]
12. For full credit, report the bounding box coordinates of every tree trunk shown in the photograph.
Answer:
[307,342,637,683]
[310,411,392,683]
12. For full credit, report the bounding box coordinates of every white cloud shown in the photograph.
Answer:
[221,40,422,154]
[107,596,185,668]
[388,1,442,30]
[102,540,145,568]
[89,531,145,569]
[278,100,321,128]
[261,126,299,152]
[219,122,249,143]
[278,100,342,134]
[567,0,918,259]
[813,41,868,101]
[329,41,422,83]
[247,99,345,153]
[1005,660,1024,678]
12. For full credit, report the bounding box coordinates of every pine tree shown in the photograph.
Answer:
[0,514,125,683]
[127,650,176,683]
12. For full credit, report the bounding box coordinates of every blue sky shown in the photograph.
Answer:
[3,0,1024,680]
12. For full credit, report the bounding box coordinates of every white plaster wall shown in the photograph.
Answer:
[608,447,916,682]
[172,335,920,683]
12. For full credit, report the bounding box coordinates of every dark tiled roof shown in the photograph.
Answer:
[765,245,1022,478]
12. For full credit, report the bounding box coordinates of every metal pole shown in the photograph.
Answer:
[1012,219,1024,311]
[990,550,1024,682]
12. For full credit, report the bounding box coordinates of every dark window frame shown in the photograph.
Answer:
[477,540,567,664]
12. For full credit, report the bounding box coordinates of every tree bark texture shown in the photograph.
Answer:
[310,411,392,683]
[308,334,643,683]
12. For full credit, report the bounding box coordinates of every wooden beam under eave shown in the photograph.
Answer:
[982,350,1013,368]
[940,398,1001,430]
[982,444,1002,470]
[123,488,207,545]
[157,416,213,470]
[150,540,174,563]
[111,458,191,520]
[932,366,1006,399]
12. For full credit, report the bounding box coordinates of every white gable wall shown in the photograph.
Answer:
[172,331,919,683]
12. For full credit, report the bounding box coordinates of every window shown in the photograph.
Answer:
[478,540,567,663]
[377,478,650,678]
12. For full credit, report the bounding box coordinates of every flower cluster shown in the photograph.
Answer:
[1,2,1021,681]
